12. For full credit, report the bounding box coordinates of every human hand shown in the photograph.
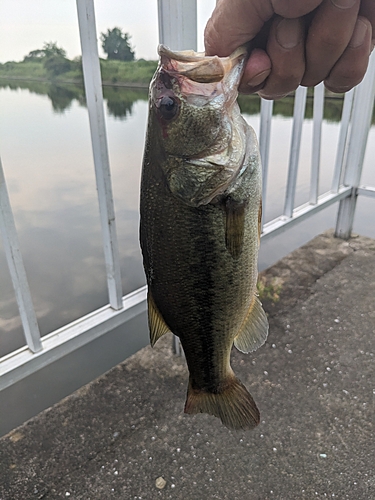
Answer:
[204,0,375,99]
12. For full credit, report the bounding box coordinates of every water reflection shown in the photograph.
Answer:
[0,79,362,123]
[105,87,148,119]
[0,84,148,356]
[47,85,82,113]
[0,81,374,359]
[3,77,371,128]
[0,81,148,118]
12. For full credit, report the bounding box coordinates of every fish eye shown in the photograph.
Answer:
[158,95,179,120]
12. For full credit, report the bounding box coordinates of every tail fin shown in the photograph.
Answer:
[184,376,260,430]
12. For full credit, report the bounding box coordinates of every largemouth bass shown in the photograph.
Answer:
[140,45,268,430]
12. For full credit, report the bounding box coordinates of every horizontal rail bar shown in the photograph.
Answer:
[262,186,352,241]
[357,186,375,198]
[0,287,147,391]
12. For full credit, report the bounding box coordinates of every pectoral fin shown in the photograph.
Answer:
[225,197,245,259]
[147,291,171,347]
[234,296,269,353]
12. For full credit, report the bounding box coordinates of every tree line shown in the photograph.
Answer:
[24,28,135,77]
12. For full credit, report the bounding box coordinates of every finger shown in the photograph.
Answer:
[271,0,323,18]
[359,0,375,49]
[204,0,274,57]
[258,17,305,100]
[301,0,360,87]
[204,0,324,57]
[238,49,272,94]
[325,16,372,93]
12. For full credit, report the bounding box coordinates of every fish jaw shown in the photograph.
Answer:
[158,44,247,87]
[149,46,250,207]
[153,44,247,118]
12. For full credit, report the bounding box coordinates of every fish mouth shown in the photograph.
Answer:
[158,45,248,84]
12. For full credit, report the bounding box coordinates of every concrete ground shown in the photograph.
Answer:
[1,230,374,500]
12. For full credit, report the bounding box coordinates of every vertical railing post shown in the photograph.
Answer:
[157,0,197,356]
[0,157,42,353]
[283,86,308,218]
[335,52,375,239]
[331,88,354,193]
[157,0,197,50]
[76,0,123,310]
[259,98,273,229]
[310,83,324,204]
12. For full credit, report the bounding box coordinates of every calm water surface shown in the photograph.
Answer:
[0,82,374,357]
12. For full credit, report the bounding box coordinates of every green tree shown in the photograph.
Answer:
[23,49,45,62]
[24,42,66,62]
[100,28,135,61]
[42,42,66,58]
[43,55,71,76]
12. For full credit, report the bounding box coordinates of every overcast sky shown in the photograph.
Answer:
[0,0,216,63]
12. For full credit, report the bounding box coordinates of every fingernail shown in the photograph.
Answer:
[331,0,356,9]
[276,19,302,49]
[349,19,368,48]
[258,91,289,100]
[247,69,271,88]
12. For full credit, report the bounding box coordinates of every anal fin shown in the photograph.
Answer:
[234,296,268,353]
[147,291,171,347]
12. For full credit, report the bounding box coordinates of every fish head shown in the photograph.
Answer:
[148,45,249,206]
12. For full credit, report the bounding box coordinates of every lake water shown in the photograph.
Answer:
[1,81,374,358]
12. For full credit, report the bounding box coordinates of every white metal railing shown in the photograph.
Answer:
[260,52,375,241]
[0,157,42,354]
[77,0,123,310]
[1,0,375,391]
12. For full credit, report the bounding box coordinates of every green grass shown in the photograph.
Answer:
[0,58,158,86]
[100,59,157,85]
[0,60,47,79]
[257,277,282,303]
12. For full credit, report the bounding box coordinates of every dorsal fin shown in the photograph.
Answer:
[234,296,268,353]
[147,291,171,347]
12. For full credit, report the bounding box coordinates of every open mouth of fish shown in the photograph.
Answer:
[152,45,250,207]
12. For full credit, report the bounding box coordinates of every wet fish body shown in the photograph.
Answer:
[140,45,268,430]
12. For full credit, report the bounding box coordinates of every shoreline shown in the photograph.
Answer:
[0,75,345,98]
[0,75,149,89]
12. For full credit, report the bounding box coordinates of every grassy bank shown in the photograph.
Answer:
[0,58,158,87]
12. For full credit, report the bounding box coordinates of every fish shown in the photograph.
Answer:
[139,45,268,431]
